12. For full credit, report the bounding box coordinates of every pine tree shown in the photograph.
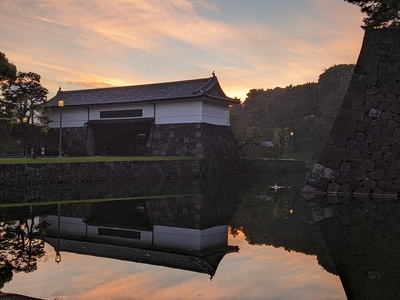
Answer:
[344,0,400,28]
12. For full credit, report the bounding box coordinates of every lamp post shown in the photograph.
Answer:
[22,117,28,157]
[58,99,64,158]
[30,109,36,159]
[290,130,294,159]
[55,203,62,264]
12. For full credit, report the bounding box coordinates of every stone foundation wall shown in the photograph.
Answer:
[0,159,204,187]
[146,123,241,176]
[63,127,88,155]
[146,123,238,157]
[304,28,400,197]
[45,127,88,156]
[0,158,304,188]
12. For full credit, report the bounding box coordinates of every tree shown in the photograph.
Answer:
[231,107,272,158]
[272,127,291,158]
[0,52,16,82]
[344,0,400,28]
[0,219,46,278]
[1,72,48,124]
[229,64,354,162]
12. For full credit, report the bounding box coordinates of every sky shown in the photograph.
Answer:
[1,0,365,101]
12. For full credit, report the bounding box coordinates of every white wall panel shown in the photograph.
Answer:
[202,102,230,126]
[47,103,155,128]
[155,100,202,124]
[47,108,88,128]
[47,100,231,127]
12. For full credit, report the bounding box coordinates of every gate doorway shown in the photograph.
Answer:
[86,118,153,155]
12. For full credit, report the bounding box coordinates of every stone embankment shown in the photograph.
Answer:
[0,159,204,187]
[0,158,305,187]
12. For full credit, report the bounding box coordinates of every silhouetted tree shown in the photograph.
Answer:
[0,219,46,278]
[0,263,13,291]
[344,0,400,28]
[0,52,16,82]
[229,64,354,162]
[1,72,48,124]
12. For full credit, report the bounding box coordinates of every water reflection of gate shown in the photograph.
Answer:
[43,195,239,278]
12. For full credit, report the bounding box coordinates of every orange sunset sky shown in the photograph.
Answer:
[1,0,364,101]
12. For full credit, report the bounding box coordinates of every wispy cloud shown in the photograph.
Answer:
[0,0,364,100]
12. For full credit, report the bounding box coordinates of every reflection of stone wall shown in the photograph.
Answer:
[308,196,400,299]
[304,28,400,197]
[150,196,207,229]
[244,159,305,175]
[150,188,238,230]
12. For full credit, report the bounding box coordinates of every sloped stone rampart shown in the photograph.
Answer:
[304,28,400,197]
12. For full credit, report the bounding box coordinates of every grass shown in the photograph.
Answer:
[0,155,198,165]
[0,193,196,208]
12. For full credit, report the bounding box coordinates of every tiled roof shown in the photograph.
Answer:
[46,76,239,107]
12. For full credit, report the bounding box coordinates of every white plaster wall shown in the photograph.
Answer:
[155,100,203,124]
[88,103,154,120]
[47,103,155,128]
[47,107,88,128]
[202,102,230,126]
[46,100,231,128]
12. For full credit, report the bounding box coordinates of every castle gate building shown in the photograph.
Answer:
[45,74,240,158]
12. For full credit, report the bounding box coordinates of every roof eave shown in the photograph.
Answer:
[45,94,238,108]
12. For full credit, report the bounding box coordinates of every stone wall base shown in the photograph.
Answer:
[146,123,241,176]
[44,127,88,156]
[146,123,238,157]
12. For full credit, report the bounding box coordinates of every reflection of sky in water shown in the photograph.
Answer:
[4,231,345,300]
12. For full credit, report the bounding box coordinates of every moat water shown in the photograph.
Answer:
[1,174,399,299]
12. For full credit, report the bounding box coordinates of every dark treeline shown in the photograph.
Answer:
[230,64,355,164]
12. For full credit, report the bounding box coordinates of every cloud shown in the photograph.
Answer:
[0,0,365,101]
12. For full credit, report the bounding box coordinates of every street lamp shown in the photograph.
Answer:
[30,109,36,159]
[290,130,294,159]
[22,117,28,157]
[55,203,62,264]
[58,99,64,158]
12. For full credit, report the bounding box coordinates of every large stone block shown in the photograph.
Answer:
[360,160,375,172]
[310,163,339,182]
[362,178,377,190]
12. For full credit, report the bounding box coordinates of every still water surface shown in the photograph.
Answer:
[2,174,397,299]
